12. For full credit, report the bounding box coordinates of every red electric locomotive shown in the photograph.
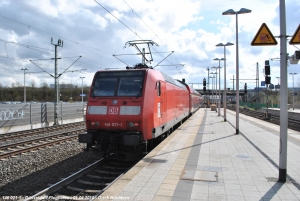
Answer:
[79,65,191,156]
[78,40,202,157]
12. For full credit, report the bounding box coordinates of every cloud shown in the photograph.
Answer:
[0,0,299,91]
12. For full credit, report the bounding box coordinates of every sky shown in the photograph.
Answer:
[0,0,299,92]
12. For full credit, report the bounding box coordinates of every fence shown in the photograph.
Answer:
[0,102,85,133]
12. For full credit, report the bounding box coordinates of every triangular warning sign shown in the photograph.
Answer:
[251,23,277,46]
[290,24,300,45]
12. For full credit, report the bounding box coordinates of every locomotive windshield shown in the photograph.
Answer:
[92,70,145,97]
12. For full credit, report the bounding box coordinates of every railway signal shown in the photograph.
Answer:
[203,78,206,92]
[265,60,271,84]
[265,60,270,75]
[265,76,271,84]
[265,65,270,75]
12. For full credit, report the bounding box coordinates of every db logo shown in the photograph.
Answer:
[108,107,118,114]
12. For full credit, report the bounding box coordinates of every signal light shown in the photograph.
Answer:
[265,60,270,65]
[244,83,247,94]
[203,78,206,92]
[265,65,270,75]
[265,76,271,84]
[295,51,300,60]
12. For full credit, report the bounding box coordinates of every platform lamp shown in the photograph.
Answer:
[213,58,225,116]
[216,42,234,121]
[222,8,252,134]
[209,76,215,104]
[210,70,218,105]
[21,68,28,104]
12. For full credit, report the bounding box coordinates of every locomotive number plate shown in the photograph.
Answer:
[104,122,122,127]
[108,107,118,114]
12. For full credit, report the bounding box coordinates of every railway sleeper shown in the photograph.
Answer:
[66,185,101,193]
[86,174,116,180]
[77,179,107,186]
[94,169,123,175]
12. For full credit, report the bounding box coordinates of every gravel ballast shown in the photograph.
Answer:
[0,140,96,197]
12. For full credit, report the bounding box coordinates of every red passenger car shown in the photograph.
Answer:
[177,80,203,115]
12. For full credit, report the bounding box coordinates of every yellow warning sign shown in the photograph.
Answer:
[290,24,300,45]
[251,23,277,46]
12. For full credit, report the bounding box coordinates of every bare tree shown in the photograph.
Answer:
[15,81,22,87]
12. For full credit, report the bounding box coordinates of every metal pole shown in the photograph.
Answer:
[216,42,233,121]
[54,44,59,125]
[211,74,213,104]
[224,48,227,121]
[276,77,280,108]
[30,103,32,129]
[82,80,84,117]
[60,102,63,124]
[216,69,218,107]
[51,38,63,125]
[212,72,216,104]
[215,70,218,107]
[218,62,221,116]
[212,75,214,104]
[207,67,210,104]
[293,74,294,110]
[81,78,84,103]
[266,84,269,114]
[235,13,240,134]
[207,67,210,90]
[257,63,259,109]
[21,68,28,104]
[24,70,26,103]
[279,0,287,182]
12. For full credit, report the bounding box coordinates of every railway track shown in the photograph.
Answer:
[0,122,86,159]
[24,154,140,200]
[0,122,85,141]
[227,106,300,132]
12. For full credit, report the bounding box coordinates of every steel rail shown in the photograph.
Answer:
[0,122,84,141]
[0,135,78,159]
[0,129,84,150]
[23,158,105,201]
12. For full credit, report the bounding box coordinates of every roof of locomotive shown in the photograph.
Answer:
[95,66,187,90]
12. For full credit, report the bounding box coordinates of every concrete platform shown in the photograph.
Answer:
[97,108,300,201]
[261,107,300,120]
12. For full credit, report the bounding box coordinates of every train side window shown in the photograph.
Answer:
[157,82,161,96]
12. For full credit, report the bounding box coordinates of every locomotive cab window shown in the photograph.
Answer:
[93,78,118,96]
[92,71,145,97]
[118,77,143,96]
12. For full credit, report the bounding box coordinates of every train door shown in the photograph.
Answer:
[157,81,167,126]
[161,82,167,125]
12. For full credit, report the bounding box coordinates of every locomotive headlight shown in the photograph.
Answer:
[90,121,99,126]
[127,121,140,128]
